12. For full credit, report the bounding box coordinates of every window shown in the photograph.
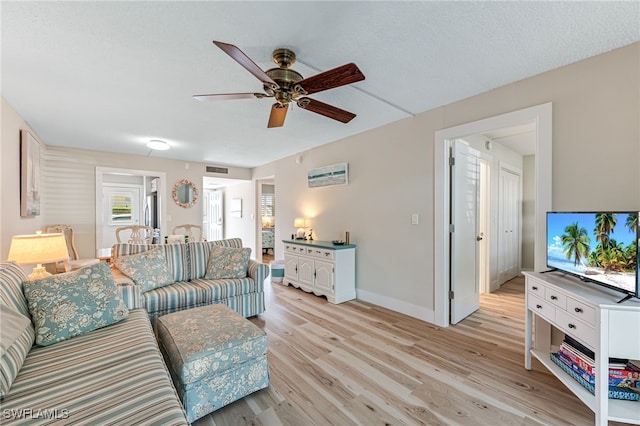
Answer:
[109,192,133,224]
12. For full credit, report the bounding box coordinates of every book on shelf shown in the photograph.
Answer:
[555,351,595,385]
[556,350,640,387]
[550,353,640,401]
[561,335,632,371]
[559,335,640,388]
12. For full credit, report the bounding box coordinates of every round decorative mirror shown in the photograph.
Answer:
[172,179,198,208]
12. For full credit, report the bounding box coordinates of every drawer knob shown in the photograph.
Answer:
[536,304,542,309]
[568,323,576,329]
[532,286,538,290]
[550,295,558,301]
[574,307,583,313]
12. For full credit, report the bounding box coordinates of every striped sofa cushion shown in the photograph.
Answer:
[188,239,244,280]
[143,277,256,317]
[147,293,265,321]
[1,309,188,425]
[112,243,188,282]
[0,262,35,399]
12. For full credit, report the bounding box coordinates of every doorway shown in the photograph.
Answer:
[434,103,552,327]
[95,167,166,254]
[100,184,143,250]
[258,179,275,264]
[204,190,223,241]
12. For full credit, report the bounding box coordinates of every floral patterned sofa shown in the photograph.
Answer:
[111,238,268,320]
[0,261,188,424]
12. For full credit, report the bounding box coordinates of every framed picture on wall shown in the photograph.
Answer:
[231,198,242,218]
[20,130,41,217]
[307,162,349,188]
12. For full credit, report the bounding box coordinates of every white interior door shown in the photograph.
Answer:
[498,168,521,284]
[206,190,223,241]
[100,184,142,250]
[450,140,481,324]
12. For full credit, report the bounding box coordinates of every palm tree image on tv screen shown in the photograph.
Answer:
[547,212,639,294]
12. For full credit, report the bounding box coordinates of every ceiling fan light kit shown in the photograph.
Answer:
[194,41,365,128]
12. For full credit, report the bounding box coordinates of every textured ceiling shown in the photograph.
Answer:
[2,1,639,168]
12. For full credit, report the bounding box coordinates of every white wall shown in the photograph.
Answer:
[0,114,255,258]
[521,155,536,271]
[222,181,257,258]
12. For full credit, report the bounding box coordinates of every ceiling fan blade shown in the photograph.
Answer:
[297,97,356,123]
[294,63,365,95]
[193,93,263,102]
[212,40,278,90]
[267,103,288,128]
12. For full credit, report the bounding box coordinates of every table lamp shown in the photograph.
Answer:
[262,216,274,228]
[7,232,70,280]
[293,218,308,239]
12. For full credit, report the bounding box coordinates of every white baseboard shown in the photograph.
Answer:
[356,288,435,324]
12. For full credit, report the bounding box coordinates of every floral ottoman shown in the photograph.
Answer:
[154,304,269,422]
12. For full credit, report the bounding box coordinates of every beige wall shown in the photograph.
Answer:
[1,97,46,259]
[262,42,639,318]
[3,42,638,321]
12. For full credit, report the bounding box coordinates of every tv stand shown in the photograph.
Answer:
[524,271,640,425]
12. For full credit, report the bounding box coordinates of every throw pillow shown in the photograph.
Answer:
[0,304,31,357]
[113,247,174,292]
[204,246,251,279]
[22,263,129,346]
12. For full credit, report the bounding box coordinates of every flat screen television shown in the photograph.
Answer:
[546,211,639,301]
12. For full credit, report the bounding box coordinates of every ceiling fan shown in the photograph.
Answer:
[194,41,365,128]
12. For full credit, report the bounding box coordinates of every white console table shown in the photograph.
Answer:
[283,240,356,304]
[524,271,640,425]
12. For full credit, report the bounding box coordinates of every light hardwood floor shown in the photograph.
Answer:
[194,277,622,426]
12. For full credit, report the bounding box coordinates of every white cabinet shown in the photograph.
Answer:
[524,272,640,425]
[283,240,355,304]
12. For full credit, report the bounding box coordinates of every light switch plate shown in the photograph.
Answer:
[411,213,419,225]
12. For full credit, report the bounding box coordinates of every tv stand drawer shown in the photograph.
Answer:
[566,296,596,326]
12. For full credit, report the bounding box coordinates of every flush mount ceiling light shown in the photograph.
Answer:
[147,140,170,150]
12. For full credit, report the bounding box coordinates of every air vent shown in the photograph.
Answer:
[206,166,229,174]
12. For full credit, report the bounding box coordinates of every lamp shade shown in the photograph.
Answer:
[261,216,274,227]
[293,218,307,228]
[8,233,70,265]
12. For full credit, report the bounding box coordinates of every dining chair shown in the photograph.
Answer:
[115,225,154,244]
[172,224,203,242]
[45,224,100,273]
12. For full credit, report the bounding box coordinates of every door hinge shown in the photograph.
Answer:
[449,156,455,167]
[449,291,455,300]
[449,224,455,233]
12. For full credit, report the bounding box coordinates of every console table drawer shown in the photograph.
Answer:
[527,293,555,323]
[301,246,335,260]
[527,279,545,297]
[566,296,596,326]
[284,244,305,253]
[555,309,596,348]
[544,288,567,309]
